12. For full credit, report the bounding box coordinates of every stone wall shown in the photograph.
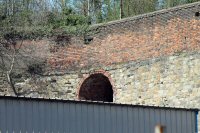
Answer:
[2,52,200,129]
[0,72,9,95]
[112,52,200,107]
[1,52,199,106]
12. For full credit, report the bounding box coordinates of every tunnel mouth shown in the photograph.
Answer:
[195,12,200,17]
[79,73,113,102]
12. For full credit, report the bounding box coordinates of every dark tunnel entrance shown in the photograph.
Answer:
[79,74,113,102]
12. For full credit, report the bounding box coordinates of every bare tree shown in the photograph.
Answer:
[0,35,22,95]
[0,29,48,95]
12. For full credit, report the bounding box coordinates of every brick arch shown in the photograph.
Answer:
[77,70,116,102]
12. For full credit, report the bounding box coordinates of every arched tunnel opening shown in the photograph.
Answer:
[79,73,113,102]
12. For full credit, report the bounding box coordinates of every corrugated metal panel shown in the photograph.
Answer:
[0,97,198,133]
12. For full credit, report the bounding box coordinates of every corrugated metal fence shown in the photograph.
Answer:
[0,96,198,133]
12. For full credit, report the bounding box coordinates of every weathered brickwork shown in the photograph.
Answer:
[48,2,200,71]
[0,1,200,131]
[90,2,200,39]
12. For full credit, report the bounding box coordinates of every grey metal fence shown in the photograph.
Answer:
[0,96,198,133]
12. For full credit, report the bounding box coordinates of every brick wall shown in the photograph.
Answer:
[90,2,200,39]
[48,2,200,72]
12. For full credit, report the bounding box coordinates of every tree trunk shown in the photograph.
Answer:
[88,0,90,16]
[120,0,124,19]
[6,48,18,95]
[127,0,130,16]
